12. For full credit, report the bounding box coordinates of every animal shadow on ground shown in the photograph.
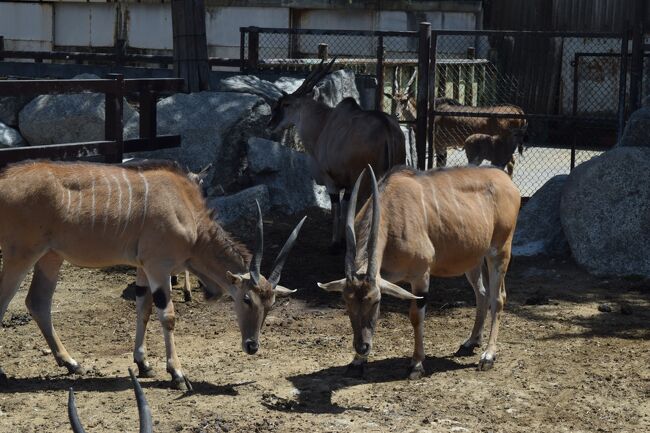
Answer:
[262,356,472,414]
[0,374,245,397]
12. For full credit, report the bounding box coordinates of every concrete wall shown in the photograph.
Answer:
[0,1,479,57]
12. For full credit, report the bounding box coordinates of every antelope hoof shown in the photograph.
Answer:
[477,352,496,371]
[344,362,365,379]
[408,363,425,380]
[170,372,192,391]
[455,342,480,357]
[136,361,155,378]
[65,361,85,375]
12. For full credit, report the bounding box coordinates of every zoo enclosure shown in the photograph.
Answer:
[241,25,637,197]
[0,75,183,167]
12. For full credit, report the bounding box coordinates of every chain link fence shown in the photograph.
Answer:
[241,27,628,197]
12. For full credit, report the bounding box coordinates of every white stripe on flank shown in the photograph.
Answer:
[138,171,149,229]
[76,176,83,222]
[111,174,122,234]
[420,189,428,227]
[90,172,96,230]
[121,170,133,235]
[102,172,112,233]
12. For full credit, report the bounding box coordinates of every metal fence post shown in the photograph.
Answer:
[617,31,630,143]
[139,90,157,141]
[247,27,260,73]
[105,74,124,163]
[375,36,384,111]
[428,32,438,168]
[416,22,431,170]
[0,36,4,61]
[240,28,246,72]
[318,43,329,60]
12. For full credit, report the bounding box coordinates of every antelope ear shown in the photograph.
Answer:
[273,285,297,297]
[378,279,422,300]
[384,92,394,99]
[317,279,347,293]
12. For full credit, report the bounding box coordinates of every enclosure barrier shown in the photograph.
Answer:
[241,25,633,197]
[0,75,184,166]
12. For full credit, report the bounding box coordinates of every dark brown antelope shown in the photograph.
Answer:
[0,160,305,389]
[464,129,526,177]
[319,165,520,378]
[433,98,528,167]
[268,58,406,251]
[68,368,152,433]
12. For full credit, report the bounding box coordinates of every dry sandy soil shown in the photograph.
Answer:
[0,208,648,433]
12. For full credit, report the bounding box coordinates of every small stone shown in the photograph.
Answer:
[597,303,612,313]
[41,348,52,356]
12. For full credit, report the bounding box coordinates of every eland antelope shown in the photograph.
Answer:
[464,129,526,178]
[0,160,305,389]
[68,368,152,433]
[268,58,406,251]
[318,165,520,378]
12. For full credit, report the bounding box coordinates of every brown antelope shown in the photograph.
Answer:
[268,58,406,251]
[68,368,152,433]
[464,129,526,177]
[318,165,520,378]
[384,67,418,123]
[0,160,305,389]
[434,98,528,167]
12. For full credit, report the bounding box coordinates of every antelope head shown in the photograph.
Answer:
[317,166,420,358]
[384,67,417,121]
[225,202,306,355]
[186,163,212,187]
[68,368,152,433]
[267,57,336,133]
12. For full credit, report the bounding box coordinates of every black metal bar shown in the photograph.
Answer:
[428,32,438,168]
[429,110,618,122]
[318,43,329,60]
[0,36,4,62]
[0,141,118,167]
[122,135,181,153]
[105,74,124,164]
[247,27,260,73]
[416,22,431,170]
[139,90,157,139]
[0,79,115,96]
[240,26,418,38]
[617,32,630,142]
[629,1,645,113]
[375,37,384,112]
[240,28,246,72]
[124,78,185,94]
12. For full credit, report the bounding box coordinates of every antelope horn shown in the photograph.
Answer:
[293,57,337,96]
[68,389,87,433]
[393,66,400,94]
[128,368,153,433]
[366,165,381,283]
[68,369,152,433]
[250,200,263,286]
[345,169,365,280]
[405,69,417,91]
[268,215,307,287]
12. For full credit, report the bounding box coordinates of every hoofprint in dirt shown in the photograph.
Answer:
[0,209,648,433]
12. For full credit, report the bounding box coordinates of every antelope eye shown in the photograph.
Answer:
[243,293,252,306]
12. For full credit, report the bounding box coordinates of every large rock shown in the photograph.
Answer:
[0,122,26,148]
[136,91,270,192]
[247,137,330,214]
[560,147,650,277]
[0,96,32,127]
[208,184,270,226]
[18,74,138,145]
[274,77,304,94]
[512,175,570,257]
[401,125,417,167]
[618,106,650,148]
[217,75,283,104]
[313,70,360,107]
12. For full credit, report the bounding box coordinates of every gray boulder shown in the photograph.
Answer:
[0,96,32,127]
[18,73,138,145]
[512,175,570,257]
[314,70,360,107]
[208,184,270,226]
[247,137,330,214]
[560,147,650,277]
[401,125,417,167]
[217,75,283,104]
[618,106,650,148]
[274,77,304,94]
[137,91,270,191]
[0,122,26,148]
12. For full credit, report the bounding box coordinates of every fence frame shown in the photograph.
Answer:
[0,75,184,166]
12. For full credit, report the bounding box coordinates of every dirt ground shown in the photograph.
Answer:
[0,208,648,433]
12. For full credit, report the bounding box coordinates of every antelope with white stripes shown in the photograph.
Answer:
[0,160,305,389]
[319,165,520,378]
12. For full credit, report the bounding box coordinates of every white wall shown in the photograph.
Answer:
[127,4,173,50]
[0,2,53,51]
[54,3,116,47]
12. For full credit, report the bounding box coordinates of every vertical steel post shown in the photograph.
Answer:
[617,32,630,143]
[105,74,124,163]
[248,27,260,74]
[428,32,438,169]
[416,22,431,170]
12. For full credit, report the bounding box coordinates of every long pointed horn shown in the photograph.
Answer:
[366,165,381,283]
[128,368,153,433]
[68,389,87,433]
[268,216,307,287]
[345,169,365,280]
[293,57,337,96]
[250,200,263,286]
[393,66,400,95]
[405,69,417,92]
